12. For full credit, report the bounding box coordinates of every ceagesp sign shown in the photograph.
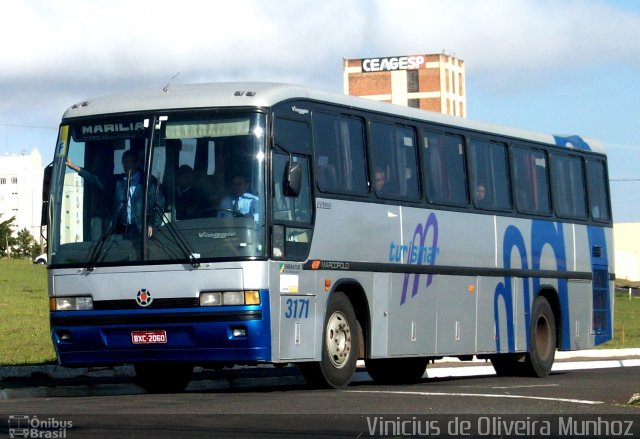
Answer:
[362,55,426,72]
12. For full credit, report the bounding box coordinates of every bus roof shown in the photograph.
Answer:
[63,82,605,154]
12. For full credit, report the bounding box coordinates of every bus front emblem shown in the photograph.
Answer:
[136,289,153,307]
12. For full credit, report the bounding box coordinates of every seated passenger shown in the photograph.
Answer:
[175,165,205,220]
[475,183,489,208]
[374,166,386,195]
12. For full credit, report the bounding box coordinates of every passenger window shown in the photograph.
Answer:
[370,122,420,200]
[423,131,468,206]
[551,154,587,219]
[313,112,367,195]
[512,147,551,215]
[469,139,511,211]
[586,159,611,222]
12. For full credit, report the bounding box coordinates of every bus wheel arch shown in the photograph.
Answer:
[490,288,560,378]
[299,280,369,388]
[332,279,370,359]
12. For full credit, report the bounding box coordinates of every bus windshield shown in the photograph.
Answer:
[50,111,266,267]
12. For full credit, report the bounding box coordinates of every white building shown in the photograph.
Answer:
[614,223,640,282]
[0,148,45,243]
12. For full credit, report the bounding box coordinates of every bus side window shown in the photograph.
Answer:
[586,159,611,222]
[423,131,467,206]
[469,139,511,211]
[313,112,367,195]
[512,146,551,215]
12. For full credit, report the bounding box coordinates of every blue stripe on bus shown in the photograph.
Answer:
[495,220,571,353]
[553,135,592,151]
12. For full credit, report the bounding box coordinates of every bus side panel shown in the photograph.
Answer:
[477,276,502,353]
[310,199,400,263]
[566,279,592,350]
[369,273,390,357]
[386,272,437,356]
[269,261,318,361]
[392,209,494,357]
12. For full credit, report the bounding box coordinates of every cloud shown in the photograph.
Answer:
[1,0,639,124]
[370,0,640,91]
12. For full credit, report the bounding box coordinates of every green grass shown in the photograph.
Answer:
[0,259,56,365]
[0,259,638,366]
[600,287,640,349]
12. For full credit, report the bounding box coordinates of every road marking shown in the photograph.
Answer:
[346,390,604,405]
[490,384,560,389]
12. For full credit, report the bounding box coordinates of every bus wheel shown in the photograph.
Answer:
[299,291,359,389]
[365,357,428,384]
[524,296,556,377]
[134,362,193,393]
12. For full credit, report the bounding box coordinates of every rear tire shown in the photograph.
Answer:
[490,296,556,377]
[524,296,556,377]
[299,291,359,389]
[365,357,428,384]
[134,362,193,393]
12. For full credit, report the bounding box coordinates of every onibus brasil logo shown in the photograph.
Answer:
[8,415,73,438]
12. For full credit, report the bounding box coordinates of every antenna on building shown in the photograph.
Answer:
[163,72,181,93]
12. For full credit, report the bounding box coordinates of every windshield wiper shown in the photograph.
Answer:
[86,216,122,271]
[153,204,200,268]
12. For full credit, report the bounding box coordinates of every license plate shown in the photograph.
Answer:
[131,330,167,344]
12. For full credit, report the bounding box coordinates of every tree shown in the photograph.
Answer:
[15,228,38,258]
[0,214,17,257]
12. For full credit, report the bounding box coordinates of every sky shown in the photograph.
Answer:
[1,0,639,222]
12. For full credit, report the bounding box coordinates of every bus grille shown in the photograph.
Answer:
[93,298,200,310]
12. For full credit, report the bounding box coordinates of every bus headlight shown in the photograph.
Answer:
[50,296,93,311]
[199,292,221,306]
[199,291,260,306]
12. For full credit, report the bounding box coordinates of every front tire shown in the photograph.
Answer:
[299,291,359,389]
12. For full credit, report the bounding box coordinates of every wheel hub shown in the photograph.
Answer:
[326,311,352,368]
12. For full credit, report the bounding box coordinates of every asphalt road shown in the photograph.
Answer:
[1,366,638,438]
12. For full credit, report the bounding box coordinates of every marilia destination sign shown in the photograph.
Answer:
[364,415,637,437]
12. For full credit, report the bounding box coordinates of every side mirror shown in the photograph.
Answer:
[41,162,53,227]
[284,160,302,197]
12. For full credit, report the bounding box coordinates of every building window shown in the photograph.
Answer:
[11,177,17,184]
[408,99,420,108]
[407,70,419,93]
[0,178,5,184]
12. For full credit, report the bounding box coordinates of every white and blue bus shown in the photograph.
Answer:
[44,82,613,391]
